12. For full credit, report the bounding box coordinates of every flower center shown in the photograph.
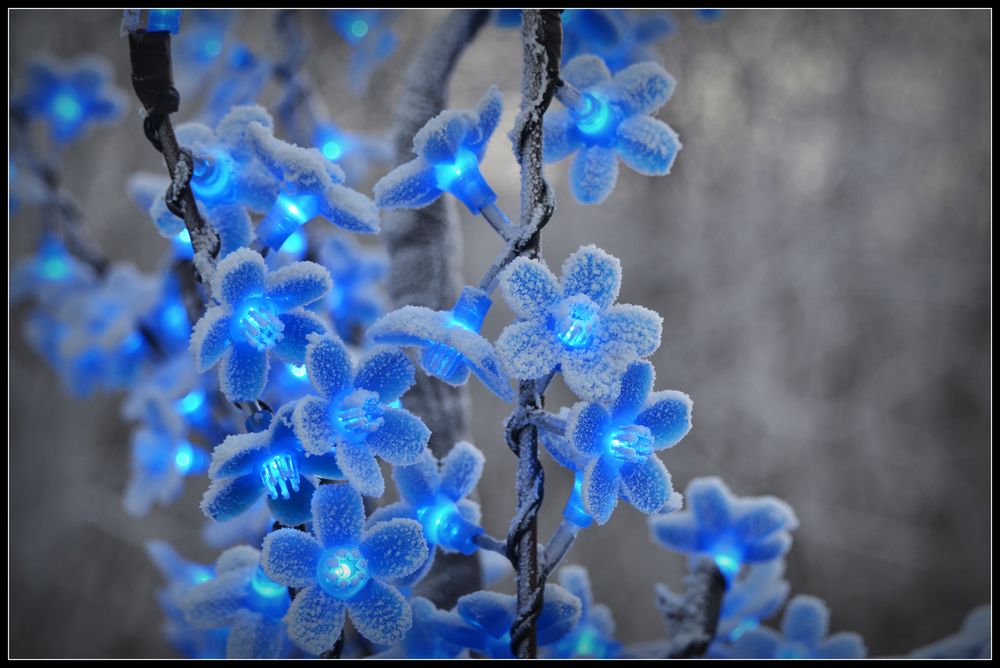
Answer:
[608,424,654,463]
[433,148,497,213]
[415,497,483,554]
[259,453,300,500]
[233,296,284,351]
[555,297,600,349]
[191,151,236,203]
[317,546,369,600]
[334,389,384,440]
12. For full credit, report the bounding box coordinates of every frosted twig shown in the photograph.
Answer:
[655,557,727,658]
[530,409,567,435]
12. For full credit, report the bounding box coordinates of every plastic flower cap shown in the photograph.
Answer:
[495,245,662,403]
[373,86,503,214]
[260,484,429,653]
[544,55,680,205]
[190,149,238,204]
[650,477,799,584]
[148,9,183,34]
[421,287,492,383]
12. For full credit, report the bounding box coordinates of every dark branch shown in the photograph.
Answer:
[655,558,727,658]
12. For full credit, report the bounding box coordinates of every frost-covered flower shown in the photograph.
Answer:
[10,232,96,307]
[433,584,582,658]
[317,235,388,343]
[373,87,503,215]
[292,334,430,496]
[561,10,675,73]
[15,54,126,143]
[371,597,465,659]
[368,286,513,402]
[327,10,401,94]
[201,402,342,525]
[146,541,226,659]
[260,483,429,652]
[729,595,867,659]
[544,55,680,204]
[201,44,272,128]
[544,361,690,525]
[544,565,621,658]
[911,605,991,659]
[248,117,380,250]
[125,425,209,517]
[650,477,799,581]
[181,545,292,659]
[495,245,662,402]
[190,248,330,402]
[368,442,486,587]
[171,9,237,99]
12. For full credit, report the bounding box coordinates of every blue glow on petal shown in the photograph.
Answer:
[148,9,183,34]
[563,472,593,528]
[277,227,307,258]
[574,93,612,136]
[51,91,83,123]
[178,389,206,415]
[204,38,223,57]
[317,546,369,600]
[257,185,320,250]
[334,391,385,440]
[433,148,497,213]
[190,152,236,204]
[350,19,369,38]
[416,497,483,554]
[607,424,654,463]
[259,453,301,501]
[713,546,742,580]
[249,566,291,619]
[729,618,758,641]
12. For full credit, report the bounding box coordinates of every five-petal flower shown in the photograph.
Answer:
[496,244,662,402]
[729,595,867,659]
[189,248,331,403]
[261,483,429,652]
[292,333,430,496]
[544,55,680,204]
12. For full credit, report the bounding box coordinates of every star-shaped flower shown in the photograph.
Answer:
[544,55,680,204]
[495,245,662,402]
[189,248,331,403]
[260,483,429,652]
[291,333,430,496]
[729,595,867,659]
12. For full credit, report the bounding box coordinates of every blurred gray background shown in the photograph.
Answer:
[9,9,990,658]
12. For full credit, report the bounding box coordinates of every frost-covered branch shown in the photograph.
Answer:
[655,557,727,658]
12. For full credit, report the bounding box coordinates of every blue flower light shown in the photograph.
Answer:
[544,565,622,658]
[190,151,238,204]
[16,55,127,143]
[368,286,514,402]
[650,477,799,584]
[148,9,183,34]
[291,334,429,497]
[432,147,497,214]
[562,10,675,73]
[260,484,429,652]
[327,10,400,93]
[729,595,867,659]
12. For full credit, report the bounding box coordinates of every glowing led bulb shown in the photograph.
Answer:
[607,424,654,463]
[334,390,384,439]
[232,296,284,351]
[174,440,195,473]
[317,546,370,599]
[147,9,183,34]
[712,545,743,580]
[433,148,497,214]
[288,364,308,379]
[259,454,300,500]
[571,93,617,144]
[416,497,483,554]
[555,300,598,349]
[250,566,291,618]
[313,123,345,161]
[51,92,83,123]
[421,287,492,383]
[563,472,593,528]
[257,183,321,250]
[178,388,206,415]
[190,152,236,203]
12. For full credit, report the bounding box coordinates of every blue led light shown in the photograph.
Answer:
[148,9,183,34]
[555,300,598,349]
[230,296,284,351]
[729,618,759,641]
[288,364,307,379]
[178,389,206,415]
[204,38,223,57]
[433,148,497,214]
[317,546,370,600]
[608,424,654,463]
[312,123,347,162]
[176,229,191,244]
[415,497,483,554]
[277,227,306,258]
[420,287,493,383]
[570,93,620,146]
[421,344,466,384]
[51,92,83,123]
[174,441,195,473]
[257,184,320,250]
[563,473,593,528]
[334,390,384,441]
[351,19,369,38]
[713,545,743,580]
[190,152,236,204]
[249,566,291,619]
[259,454,300,501]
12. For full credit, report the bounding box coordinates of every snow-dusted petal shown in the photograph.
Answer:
[361,518,429,580]
[537,583,583,645]
[619,455,671,515]
[261,528,322,588]
[731,628,782,659]
[636,390,692,449]
[347,579,413,645]
[601,303,663,358]
[562,54,612,90]
[434,609,492,650]
[448,327,515,401]
[293,395,338,455]
[562,347,627,403]
[373,158,441,210]
[201,474,262,521]
[469,85,503,158]
[558,565,593,611]
[742,532,793,563]
[568,401,612,457]
[439,441,485,502]
[204,204,254,258]
[304,334,353,399]
[337,431,383,497]
[213,248,267,307]
[312,483,365,548]
[285,584,346,656]
[782,596,828,647]
[366,408,430,466]
[543,108,582,163]
[607,61,676,116]
[497,257,562,320]
[299,451,344,479]
[649,513,701,552]
[392,452,439,508]
[354,345,416,403]
[226,610,284,659]
[267,476,316,526]
[368,501,415,527]
[457,590,515,638]
[582,455,620,525]
[273,309,328,365]
[190,306,233,372]
[561,245,622,309]
[265,261,331,309]
[319,182,381,234]
[182,568,251,627]
[209,432,270,478]
[611,361,654,421]
[220,342,269,402]
[688,477,733,537]
[495,320,560,381]
[367,305,446,347]
[615,116,681,176]
[818,633,867,659]
[414,110,471,164]
[570,145,618,205]
[733,498,798,545]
